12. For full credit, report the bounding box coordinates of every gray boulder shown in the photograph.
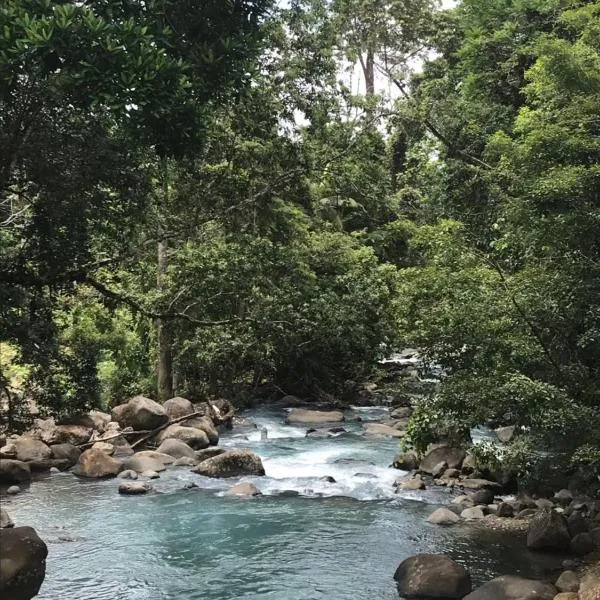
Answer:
[420,446,466,474]
[121,455,166,474]
[393,451,419,471]
[118,481,151,495]
[427,508,460,525]
[72,448,122,478]
[134,450,174,465]
[555,570,580,593]
[157,438,196,460]
[192,449,265,478]
[464,575,556,600]
[497,502,514,518]
[461,507,486,520]
[471,489,495,505]
[156,425,209,450]
[363,423,405,438]
[115,396,169,431]
[394,554,471,599]
[571,532,594,556]
[0,526,48,600]
[195,448,226,463]
[162,396,194,419]
[49,443,81,466]
[285,409,344,424]
[225,482,261,497]
[527,509,571,551]
[185,416,219,445]
[174,457,197,467]
[495,425,516,443]
[13,437,52,462]
[0,459,31,484]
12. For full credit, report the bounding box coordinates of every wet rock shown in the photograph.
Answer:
[393,451,419,471]
[162,396,194,419]
[464,576,556,600]
[471,489,495,505]
[49,466,60,474]
[527,509,571,552]
[225,482,261,497]
[119,481,151,495]
[394,554,472,599]
[0,508,14,528]
[461,507,485,520]
[0,526,48,600]
[0,459,31,484]
[121,455,166,474]
[460,479,501,491]
[191,449,265,478]
[363,423,405,438]
[91,441,115,455]
[49,443,81,466]
[156,424,209,450]
[195,448,226,463]
[497,502,514,518]
[442,468,461,479]
[570,532,594,555]
[399,475,426,491]
[420,446,466,474]
[555,571,580,593]
[157,438,196,460]
[453,495,473,506]
[431,461,448,478]
[184,416,219,445]
[72,448,122,478]
[117,469,138,480]
[13,437,52,462]
[141,470,160,479]
[285,409,344,424]
[427,508,460,525]
[461,453,477,474]
[183,481,198,489]
[173,456,197,467]
[115,396,169,431]
[495,425,516,443]
[320,476,336,483]
[7,485,20,495]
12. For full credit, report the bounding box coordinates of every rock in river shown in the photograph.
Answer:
[192,449,265,478]
[427,508,460,526]
[464,575,556,600]
[0,526,48,600]
[119,482,151,495]
[13,437,52,462]
[156,425,209,450]
[225,482,262,497]
[72,448,122,478]
[394,554,472,599]
[419,445,466,475]
[157,438,197,460]
[0,459,31,484]
[285,409,344,424]
[526,509,571,552]
[113,395,169,431]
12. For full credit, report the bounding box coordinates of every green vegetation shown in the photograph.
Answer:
[1,0,599,492]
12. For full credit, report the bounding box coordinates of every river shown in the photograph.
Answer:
[5,406,562,599]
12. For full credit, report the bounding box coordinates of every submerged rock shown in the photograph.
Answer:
[427,508,460,525]
[225,482,261,497]
[118,481,151,495]
[191,449,265,478]
[72,448,122,479]
[285,409,344,424]
[0,526,48,600]
[394,554,472,599]
[464,575,556,600]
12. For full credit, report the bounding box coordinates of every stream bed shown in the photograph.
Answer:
[5,407,563,599]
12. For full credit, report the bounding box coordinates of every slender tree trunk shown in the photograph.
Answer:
[156,158,173,401]
[362,48,375,97]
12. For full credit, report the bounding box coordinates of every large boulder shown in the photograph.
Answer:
[427,508,460,526]
[393,554,472,599]
[58,410,111,434]
[13,437,52,463]
[0,459,31,484]
[285,409,344,424]
[156,425,209,450]
[185,416,219,445]
[464,576,556,600]
[363,423,405,438]
[115,396,169,431]
[420,446,466,475]
[33,418,92,445]
[72,448,122,478]
[121,455,166,474]
[225,482,261,497]
[393,451,419,471]
[134,450,174,465]
[555,571,580,593]
[0,526,48,600]
[49,443,81,466]
[195,448,226,463]
[192,449,265,478]
[156,439,196,460]
[162,397,194,419]
[527,509,571,552]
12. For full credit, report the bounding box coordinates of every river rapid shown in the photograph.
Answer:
[5,406,562,599]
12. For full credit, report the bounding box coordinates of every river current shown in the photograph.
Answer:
[6,406,562,599]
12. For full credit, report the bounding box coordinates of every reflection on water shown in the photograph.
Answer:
[4,407,562,600]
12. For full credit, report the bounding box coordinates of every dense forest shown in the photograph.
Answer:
[1,0,599,493]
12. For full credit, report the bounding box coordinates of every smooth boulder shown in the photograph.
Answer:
[285,409,344,424]
[157,438,197,460]
[394,554,472,599]
[420,446,466,474]
[393,451,419,471]
[72,448,122,478]
[363,423,405,438]
[1,508,14,528]
[192,449,265,478]
[464,576,556,600]
[555,571,580,593]
[185,416,219,445]
[527,509,571,551]
[115,396,169,431]
[0,459,31,484]
[0,526,48,600]
[49,443,81,466]
[119,482,151,495]
[225,482,261,497]
[427,508,460,525]
[156,425,209,450]
[13,437,52,462]
[162,396,194,419]
[121,455,166,474]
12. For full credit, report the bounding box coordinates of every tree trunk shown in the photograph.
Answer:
[156,239,173,401]
[363,48,375,96]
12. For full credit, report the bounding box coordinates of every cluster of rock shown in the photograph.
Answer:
[393,553,600,600]
[0,510,47,600]
[0,395,266,497]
